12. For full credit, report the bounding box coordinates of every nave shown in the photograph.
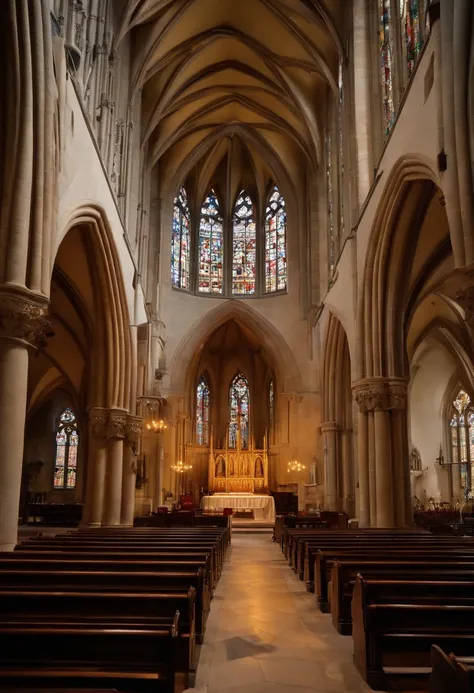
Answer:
[195,534,374,693]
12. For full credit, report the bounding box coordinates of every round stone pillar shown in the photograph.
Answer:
[102,409,127,526]
[121,415,143,526]
[321,422,338,511]
[0,289,49,551]
[81,408,109,527]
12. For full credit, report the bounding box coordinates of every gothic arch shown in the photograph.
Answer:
[169,300,301,396]
[55,204,133,412]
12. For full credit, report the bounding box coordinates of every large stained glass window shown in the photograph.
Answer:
[229,373,250,449]
[196,376,210,446]
[54,408,79,489]
[232,192,256,295]
[171,187,191,290]
[450,389,474,499]
[265,186,287,293]
[338,60,345,237]
[198,191,224,294]
[400,0,423,79]
[379,0,395,136]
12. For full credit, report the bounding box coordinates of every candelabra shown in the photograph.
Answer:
[147,418,168,434]
[171,460,192,473]
[287,459,305,473]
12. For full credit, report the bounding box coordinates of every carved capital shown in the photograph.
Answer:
[125,415,143,445]
[353,377,407,412]
[107,408,128,439]
[320,421,338,434]
[455,286,474,328]
[89,407,109,438]
[0,287,50,348]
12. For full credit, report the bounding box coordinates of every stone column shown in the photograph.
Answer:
[82,407,109,527]
[356,409,370,526]
[102,409,127,526]
[353,377,408,527]
[340,428,354,516]
[0,289,49,551]
[321,422,338,511]
[121,415,143,526]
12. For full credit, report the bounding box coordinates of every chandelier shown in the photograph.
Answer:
[171,460,192,474]
[146,418,168,433]
[287,459,305,473]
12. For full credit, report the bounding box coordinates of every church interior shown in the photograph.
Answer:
[1,0,474,691]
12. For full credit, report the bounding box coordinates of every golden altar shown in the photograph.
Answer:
[208,434,269,494]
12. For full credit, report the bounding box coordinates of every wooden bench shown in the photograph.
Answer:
[0,616,179,693]
[430,645,474,693]
[0,567,209,643]
[0,588,196,673]
[352,575,474,690]
[331,564,474,635]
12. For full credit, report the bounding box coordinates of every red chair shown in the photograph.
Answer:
[223,507,233,516]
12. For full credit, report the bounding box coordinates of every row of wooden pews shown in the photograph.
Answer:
[278,520,474,691]
[0,523,230,692]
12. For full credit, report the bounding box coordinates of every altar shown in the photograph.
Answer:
[201,493,276,523]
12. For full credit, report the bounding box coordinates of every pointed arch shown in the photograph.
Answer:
[172,186,191,290]
[232,190,256,295]
[229,372,250,449]
[264,185,287,293]
[196,375,210,446]
[198,190,224,294]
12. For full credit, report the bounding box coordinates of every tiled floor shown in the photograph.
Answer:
[193,533,380,693]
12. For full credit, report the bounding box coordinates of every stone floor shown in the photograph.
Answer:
[193,533,381,693]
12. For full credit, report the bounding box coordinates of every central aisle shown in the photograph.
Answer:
[194,533,378,693]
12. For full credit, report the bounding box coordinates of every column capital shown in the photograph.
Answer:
[0,286,49,348]
[89,407,109,438]
[352,377,408,412]
[320,421,338,433]
[107,408,128,439]
[124,414,143,445]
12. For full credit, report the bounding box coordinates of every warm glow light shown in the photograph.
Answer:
[287,459,305,473]
[172,460,192,474]
[146,419,168,433]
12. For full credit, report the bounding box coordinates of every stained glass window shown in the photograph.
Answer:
[232,192,256,295]
[400,0,423,79]
[380,0,395,136]
[198,191,224,294]
[269,379,275,431]
[265,186,287,293]
[229,373,250,449]
[326,131,335,274]
[450,390,474,499]
[54,408,79,489]
[196,377,210,446]
[171,187,191,290]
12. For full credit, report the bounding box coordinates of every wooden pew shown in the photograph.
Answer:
[430,645,474,693]
[332,564,474,635]
[316,551,474,613]
[352,575,474,691]
[0,615,179,693]
[0,588,196,673]
[0,567,209,643]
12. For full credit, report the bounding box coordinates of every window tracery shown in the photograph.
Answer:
[198,191,224,294]
[450,389,474,499]
[54,408,78,489]
[264,186,287,293]
[196,377,210,446]
[232,192,256,295]
[229,373,250,449]
[171,186,191,290]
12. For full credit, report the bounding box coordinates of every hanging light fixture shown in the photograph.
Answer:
[287,459,305,473]
[171,460,192,474]
[147,419,168,434]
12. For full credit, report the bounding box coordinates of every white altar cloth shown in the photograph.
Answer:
[201,494,275,523]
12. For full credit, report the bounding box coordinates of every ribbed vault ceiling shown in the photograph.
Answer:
[118,0,343,197]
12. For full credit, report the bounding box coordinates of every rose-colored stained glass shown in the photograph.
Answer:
[400,0,423,78]
[198,191,224,294]
[232,192,256,295]
[265,186,287,293]
[171,187,191,290]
